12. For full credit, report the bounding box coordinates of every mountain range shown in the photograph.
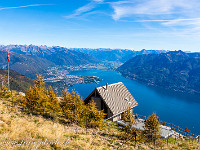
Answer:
[71,48,167,63]
[117,50,200,95]
[0,45,98,78]
[1,44,200,96]
[0,45,168,78]
[0,45,98,66]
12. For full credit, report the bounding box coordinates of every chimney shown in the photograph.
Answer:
[106,83,108,90]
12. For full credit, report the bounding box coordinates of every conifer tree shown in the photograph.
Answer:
[60,89,85,124]
[22,74,60,118]
[0,75,11,98]
[23,75,47,114]
[144,112,160,143]
[74,91,86,126]
[121,107,136,125]
[60,90,105,129]
[85,101,105,129]
[121,108,137,141]
[46,86,61,119]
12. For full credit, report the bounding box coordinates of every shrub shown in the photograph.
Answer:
[0,85,11,98]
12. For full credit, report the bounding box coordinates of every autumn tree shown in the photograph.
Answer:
[22,75,47,114]
[22,75,105,129]
[45,86,61,119]
[121,107,136,125]
[144,112,160,143]
[22,74,60,119]
[60,89,85,124]
[84,101,105,129]
[0,75,7,88]
[60,90,105,129]
[121,108,137,141]
[0,75,11,98]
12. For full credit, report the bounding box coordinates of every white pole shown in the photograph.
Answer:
[8,53,10,91]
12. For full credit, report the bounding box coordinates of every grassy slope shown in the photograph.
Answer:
[0,69,34,92]
[0,96,200,150]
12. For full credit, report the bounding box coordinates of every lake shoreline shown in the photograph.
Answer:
[119,72,200,102]
[69,70,200,135]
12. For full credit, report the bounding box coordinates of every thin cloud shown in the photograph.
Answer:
[65,0,104,19]
[108,0,200,36]
[0,4,53,11]
[110,0,200,20]
[93,0,104,2]
[162,18,200,26]
[133,18,200,28]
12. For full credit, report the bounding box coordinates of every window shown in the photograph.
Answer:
[125,98,132,104]
[125,98,129,102]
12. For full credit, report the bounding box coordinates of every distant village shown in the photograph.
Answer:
[45,66,102,94]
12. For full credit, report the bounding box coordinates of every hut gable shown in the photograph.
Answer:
[85,82,138,117]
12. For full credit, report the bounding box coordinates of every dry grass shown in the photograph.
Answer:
[0,96,200,150]
[0,97,135,150]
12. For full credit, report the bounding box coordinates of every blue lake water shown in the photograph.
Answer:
[69,70,200,135]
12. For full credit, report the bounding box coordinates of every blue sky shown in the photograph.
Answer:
[0,0,200,51]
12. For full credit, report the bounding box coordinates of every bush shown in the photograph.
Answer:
[0,85,11,98]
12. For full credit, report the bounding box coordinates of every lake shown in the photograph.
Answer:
[69,70,200,135]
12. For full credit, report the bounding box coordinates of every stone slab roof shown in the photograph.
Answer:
[95,82,138,115]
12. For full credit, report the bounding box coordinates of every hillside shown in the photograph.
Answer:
[0,69,34,92]
[0,50,56,79]
[0,94,199,149]
[117,51,200,95]
[43,49,98,66]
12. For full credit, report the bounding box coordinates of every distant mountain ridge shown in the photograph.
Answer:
[0,45,99,78]
[117,50,200,95]
[0,44,168,79]
[70,48,168,63]
[0,45,98,66]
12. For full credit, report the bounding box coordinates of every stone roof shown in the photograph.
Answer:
[95,82,138,115]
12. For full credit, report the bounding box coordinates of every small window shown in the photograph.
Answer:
[125,98,132,104]
[125,98,129,102]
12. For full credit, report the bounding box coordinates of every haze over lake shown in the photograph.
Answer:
[69,70,200,135]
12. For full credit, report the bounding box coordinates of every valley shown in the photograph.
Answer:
[0,45,167,94]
